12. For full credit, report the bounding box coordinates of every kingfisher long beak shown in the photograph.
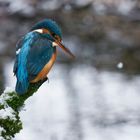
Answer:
[55,40,75,59]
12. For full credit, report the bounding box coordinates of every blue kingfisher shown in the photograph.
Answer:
[13,19,74,95]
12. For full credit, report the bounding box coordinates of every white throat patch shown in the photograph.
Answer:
[52,42,58,47]
[34,29,43,33]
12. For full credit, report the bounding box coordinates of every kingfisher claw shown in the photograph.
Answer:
[45,76,49,83]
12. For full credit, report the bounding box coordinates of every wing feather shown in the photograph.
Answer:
[27,37,54,80]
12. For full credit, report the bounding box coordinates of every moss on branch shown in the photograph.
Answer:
[0,78,47,140]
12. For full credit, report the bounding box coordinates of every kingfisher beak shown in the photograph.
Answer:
[55,40,75,59]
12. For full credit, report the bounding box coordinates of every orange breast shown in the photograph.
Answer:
[30,50,57,83]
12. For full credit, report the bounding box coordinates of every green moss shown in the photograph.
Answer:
[0,78,48,140]
[0,118,22,140]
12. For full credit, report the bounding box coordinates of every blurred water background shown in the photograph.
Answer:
[0,0,140,140]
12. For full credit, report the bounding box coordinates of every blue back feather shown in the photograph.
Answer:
[15,32,37,94]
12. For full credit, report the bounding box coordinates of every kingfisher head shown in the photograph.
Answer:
[30,19,74,58]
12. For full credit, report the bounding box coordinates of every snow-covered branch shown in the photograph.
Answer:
[0,78,47,140]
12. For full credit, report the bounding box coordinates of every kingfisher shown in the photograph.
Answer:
[13,19,74,95]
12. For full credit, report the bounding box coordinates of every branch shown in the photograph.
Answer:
[0,78,47,140]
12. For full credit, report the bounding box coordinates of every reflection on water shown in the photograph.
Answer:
[4,62,140,140]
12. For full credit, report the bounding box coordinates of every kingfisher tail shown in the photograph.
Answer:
[15,78,29,95]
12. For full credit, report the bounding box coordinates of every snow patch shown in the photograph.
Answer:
[4,87,15,94]
[0,87,14,105]
[0,106,16,120]
[0,87,16,121]
[0,136,5,140]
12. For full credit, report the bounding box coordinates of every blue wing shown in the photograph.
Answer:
[27,36,54,81]
[13,37,24,74]
[14,32,54,94]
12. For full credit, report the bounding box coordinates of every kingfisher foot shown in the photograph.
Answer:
[39,77,49,83]
[45,76,49,83]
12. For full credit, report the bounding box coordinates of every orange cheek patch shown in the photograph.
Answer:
[42,28,50,34]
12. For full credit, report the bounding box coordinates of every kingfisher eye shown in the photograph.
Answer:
[51,33,61,41]
[51,32,55,37]
[55,35,61,42]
